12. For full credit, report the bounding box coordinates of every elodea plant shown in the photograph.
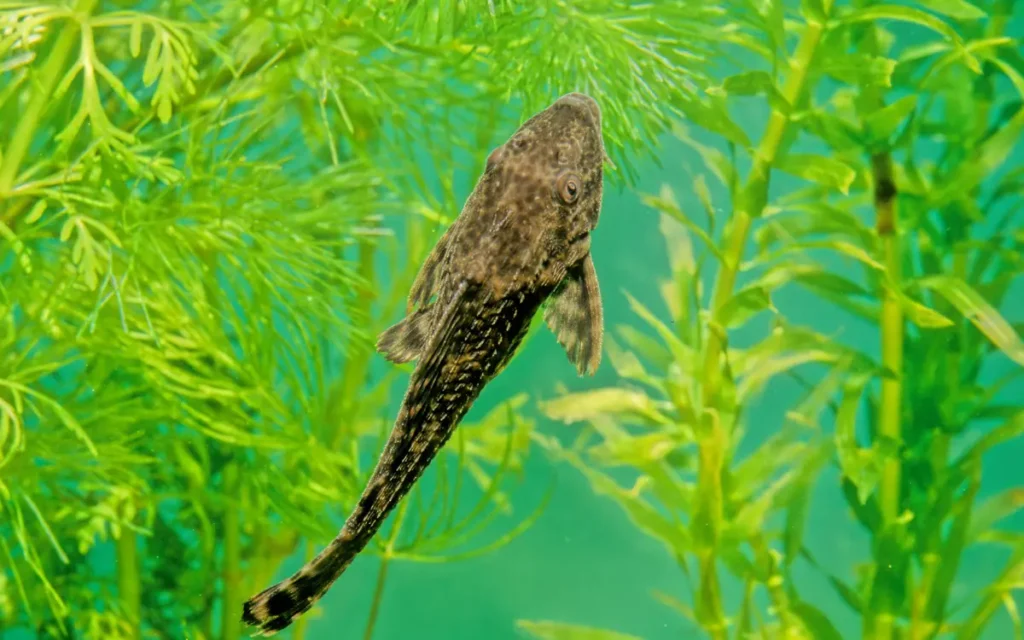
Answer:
[0,1,726,638]
[521,0,1023,639]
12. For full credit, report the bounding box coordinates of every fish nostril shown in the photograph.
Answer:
[486,146,504,171]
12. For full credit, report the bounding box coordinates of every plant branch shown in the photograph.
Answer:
[115,504,141,640]
[0,0,99,216]
[221,462,242,640]
[871,148,904,640]
[692,11,827,637]
[851,6,910,635]
[327,238,379,452]
[362,554,392,640]
[363,499,410,640]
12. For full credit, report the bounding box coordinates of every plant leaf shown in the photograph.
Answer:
[834,378,880,505]
[898,293,955,329]
[775,154,857,194]
[917,275,1024,366]
[923,0,987,20]
[841,5,979,72]
[791,601,844,640]
[711,70,791,114]
[933,108,1024,204]
[641,187,722,263]
[676,95,752,149]
[717,285,774,329]
[516,620,643,640]
[863,95,918,147]
[968,488,1024,542]
[539,388,672,427]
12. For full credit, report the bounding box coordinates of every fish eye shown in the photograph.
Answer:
[556,173,582,204]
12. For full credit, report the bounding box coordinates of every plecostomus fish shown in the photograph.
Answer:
[242,92,607,635]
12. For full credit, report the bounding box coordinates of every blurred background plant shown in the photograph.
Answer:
[523,0,1024,639]
[0,1,728,639]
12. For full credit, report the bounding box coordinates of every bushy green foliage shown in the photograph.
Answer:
[523,1,1024,639]
[0,1,726,638]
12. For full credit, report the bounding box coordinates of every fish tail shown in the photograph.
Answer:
[242,395,479,635]
[241,528,364,636]
[242,285,542,636]
[241,291,479,637]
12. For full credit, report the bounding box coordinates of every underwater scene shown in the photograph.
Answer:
[1,1,1023,639]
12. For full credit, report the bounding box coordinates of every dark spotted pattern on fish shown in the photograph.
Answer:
[242,92,607,636]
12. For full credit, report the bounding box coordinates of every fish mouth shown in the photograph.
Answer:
[569,229,590,245]
[555,92,601,130]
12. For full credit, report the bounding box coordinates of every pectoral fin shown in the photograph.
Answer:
[544,254,603,376]
[383,220,462,363]
[407,223,455,312]
[376,305,437,364]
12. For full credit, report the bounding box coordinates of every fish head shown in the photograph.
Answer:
[483,92,606,233]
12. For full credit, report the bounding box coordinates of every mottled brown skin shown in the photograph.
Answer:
[242,92,607,636]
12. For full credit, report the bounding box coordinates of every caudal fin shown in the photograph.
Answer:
[241,535,358,636]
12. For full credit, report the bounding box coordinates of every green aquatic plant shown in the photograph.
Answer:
[0,1,727,638]
[809,2,1024,638]
[525,0,1023,638]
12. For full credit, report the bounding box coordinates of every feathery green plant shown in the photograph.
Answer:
[0,1,726,638]
[524,0,1023,638]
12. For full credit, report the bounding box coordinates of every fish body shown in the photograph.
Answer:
[242,92,607,635]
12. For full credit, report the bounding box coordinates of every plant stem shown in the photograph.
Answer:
[752,535,796,633]
[221,462,242,640]
[0,0,98,213]
[701,11,827,398]
[363,499,410,640]
[115,506,141,639]
[872,150,904,640]
[362,555,392,640]
[851,9,909,635]
[872,130,902,522]
[328,238,378,451]
[693,14,825,637]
